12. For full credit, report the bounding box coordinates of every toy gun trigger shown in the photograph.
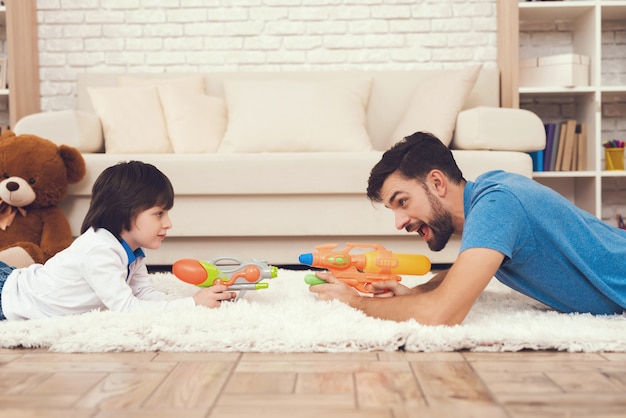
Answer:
[354,282,371,294]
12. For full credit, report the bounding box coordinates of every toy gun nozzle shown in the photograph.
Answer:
[230,282,269,291]
[298,253,313,265]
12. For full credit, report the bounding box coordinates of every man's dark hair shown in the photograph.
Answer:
[367,132,465,202]
[80,161,174,237]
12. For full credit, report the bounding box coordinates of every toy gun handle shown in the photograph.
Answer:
[304,274,325,286]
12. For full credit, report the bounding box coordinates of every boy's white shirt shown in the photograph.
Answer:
[1,227,194,320]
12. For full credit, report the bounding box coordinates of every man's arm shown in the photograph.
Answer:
[309,247,504,325]
[414,269,448,294]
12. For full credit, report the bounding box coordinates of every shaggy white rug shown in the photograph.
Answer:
[1,269,625,353]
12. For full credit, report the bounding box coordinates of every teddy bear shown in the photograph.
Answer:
[0,130,86,267]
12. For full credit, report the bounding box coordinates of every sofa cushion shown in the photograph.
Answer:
[117,74,206,93]
[158,85,227,153]
[453,106,547,152]
[13,110,103,153]
[87,86,172,153]
[389,65,481,147]
[218,78,374,153]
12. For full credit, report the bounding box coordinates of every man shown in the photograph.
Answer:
[309,132,626,325]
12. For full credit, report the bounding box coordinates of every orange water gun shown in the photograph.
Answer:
[298,243,431,293]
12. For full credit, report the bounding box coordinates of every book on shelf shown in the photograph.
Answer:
[531,120,587,173]
[553,121,565,171]
[559,119,577,171]
[549,122,561,171]
[576,123,587,171]
[529,148,544,172]
[543,123,556,171]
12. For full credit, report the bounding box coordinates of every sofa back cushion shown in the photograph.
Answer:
[77,68,499,152]
[218,78,373,153]
[87,86,173,153]
[387,65,481,147]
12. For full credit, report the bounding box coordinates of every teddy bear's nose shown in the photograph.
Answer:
[6,181,19,192]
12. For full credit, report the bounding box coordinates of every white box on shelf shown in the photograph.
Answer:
[519,53,590,88]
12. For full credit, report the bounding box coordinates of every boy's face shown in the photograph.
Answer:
[380,171,454,252]
[121,206,172,251]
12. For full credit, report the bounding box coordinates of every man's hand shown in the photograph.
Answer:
[307,271,360,304]
[308,271,414,300]
[368,280,414,297]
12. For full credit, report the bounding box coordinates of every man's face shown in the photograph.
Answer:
[380,171,454,252]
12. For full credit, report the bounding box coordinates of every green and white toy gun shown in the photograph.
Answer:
[172,257,278,298]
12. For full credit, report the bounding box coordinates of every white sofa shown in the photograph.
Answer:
[14,67,545,266]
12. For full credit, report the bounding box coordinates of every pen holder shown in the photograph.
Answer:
[605,148,625,170]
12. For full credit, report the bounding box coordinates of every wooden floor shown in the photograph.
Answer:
[0,349,625,417]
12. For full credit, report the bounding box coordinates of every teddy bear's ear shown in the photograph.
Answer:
[58,145,86,184]
[0,130,16,141]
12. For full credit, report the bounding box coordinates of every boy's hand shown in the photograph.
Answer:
[193,284,236,308]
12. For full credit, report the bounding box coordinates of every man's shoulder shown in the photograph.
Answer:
[475,170,524,183]
[473,170,537,192]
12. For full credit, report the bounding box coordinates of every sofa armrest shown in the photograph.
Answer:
[451,106,546,152]
[13,110,104,152]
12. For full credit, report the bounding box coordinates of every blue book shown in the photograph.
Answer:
[543,123,556,171]
[529,150,544,172]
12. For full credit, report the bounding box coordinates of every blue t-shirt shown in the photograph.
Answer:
[461,170,626,315]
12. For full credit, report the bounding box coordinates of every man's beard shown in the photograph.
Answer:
[424,188,455,252]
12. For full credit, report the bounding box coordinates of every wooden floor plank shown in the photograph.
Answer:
[546,370,623,393]
[295,371,354,394]
[0,408,97,418]
[355,371,424,407]
[225,371,297,394]
[234,360,411,373]
[475,371,562,395]
[411,361,495,407]
[30,371,106,395]
[241,352,379,362]
[144,362,235,409]
[392,404,509,418]
[209,405,393,418]
[94,409,209,418]
[0,394,81,408]
[75,372,169,409]
[215,393,357,408]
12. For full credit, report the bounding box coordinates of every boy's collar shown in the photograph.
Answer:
[120,240,146,265]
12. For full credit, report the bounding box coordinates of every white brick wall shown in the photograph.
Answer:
[26,0,498,113]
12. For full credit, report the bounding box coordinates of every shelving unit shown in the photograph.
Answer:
[0,4,8,125]
[497,0,626,224]
[1,0,40,128]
